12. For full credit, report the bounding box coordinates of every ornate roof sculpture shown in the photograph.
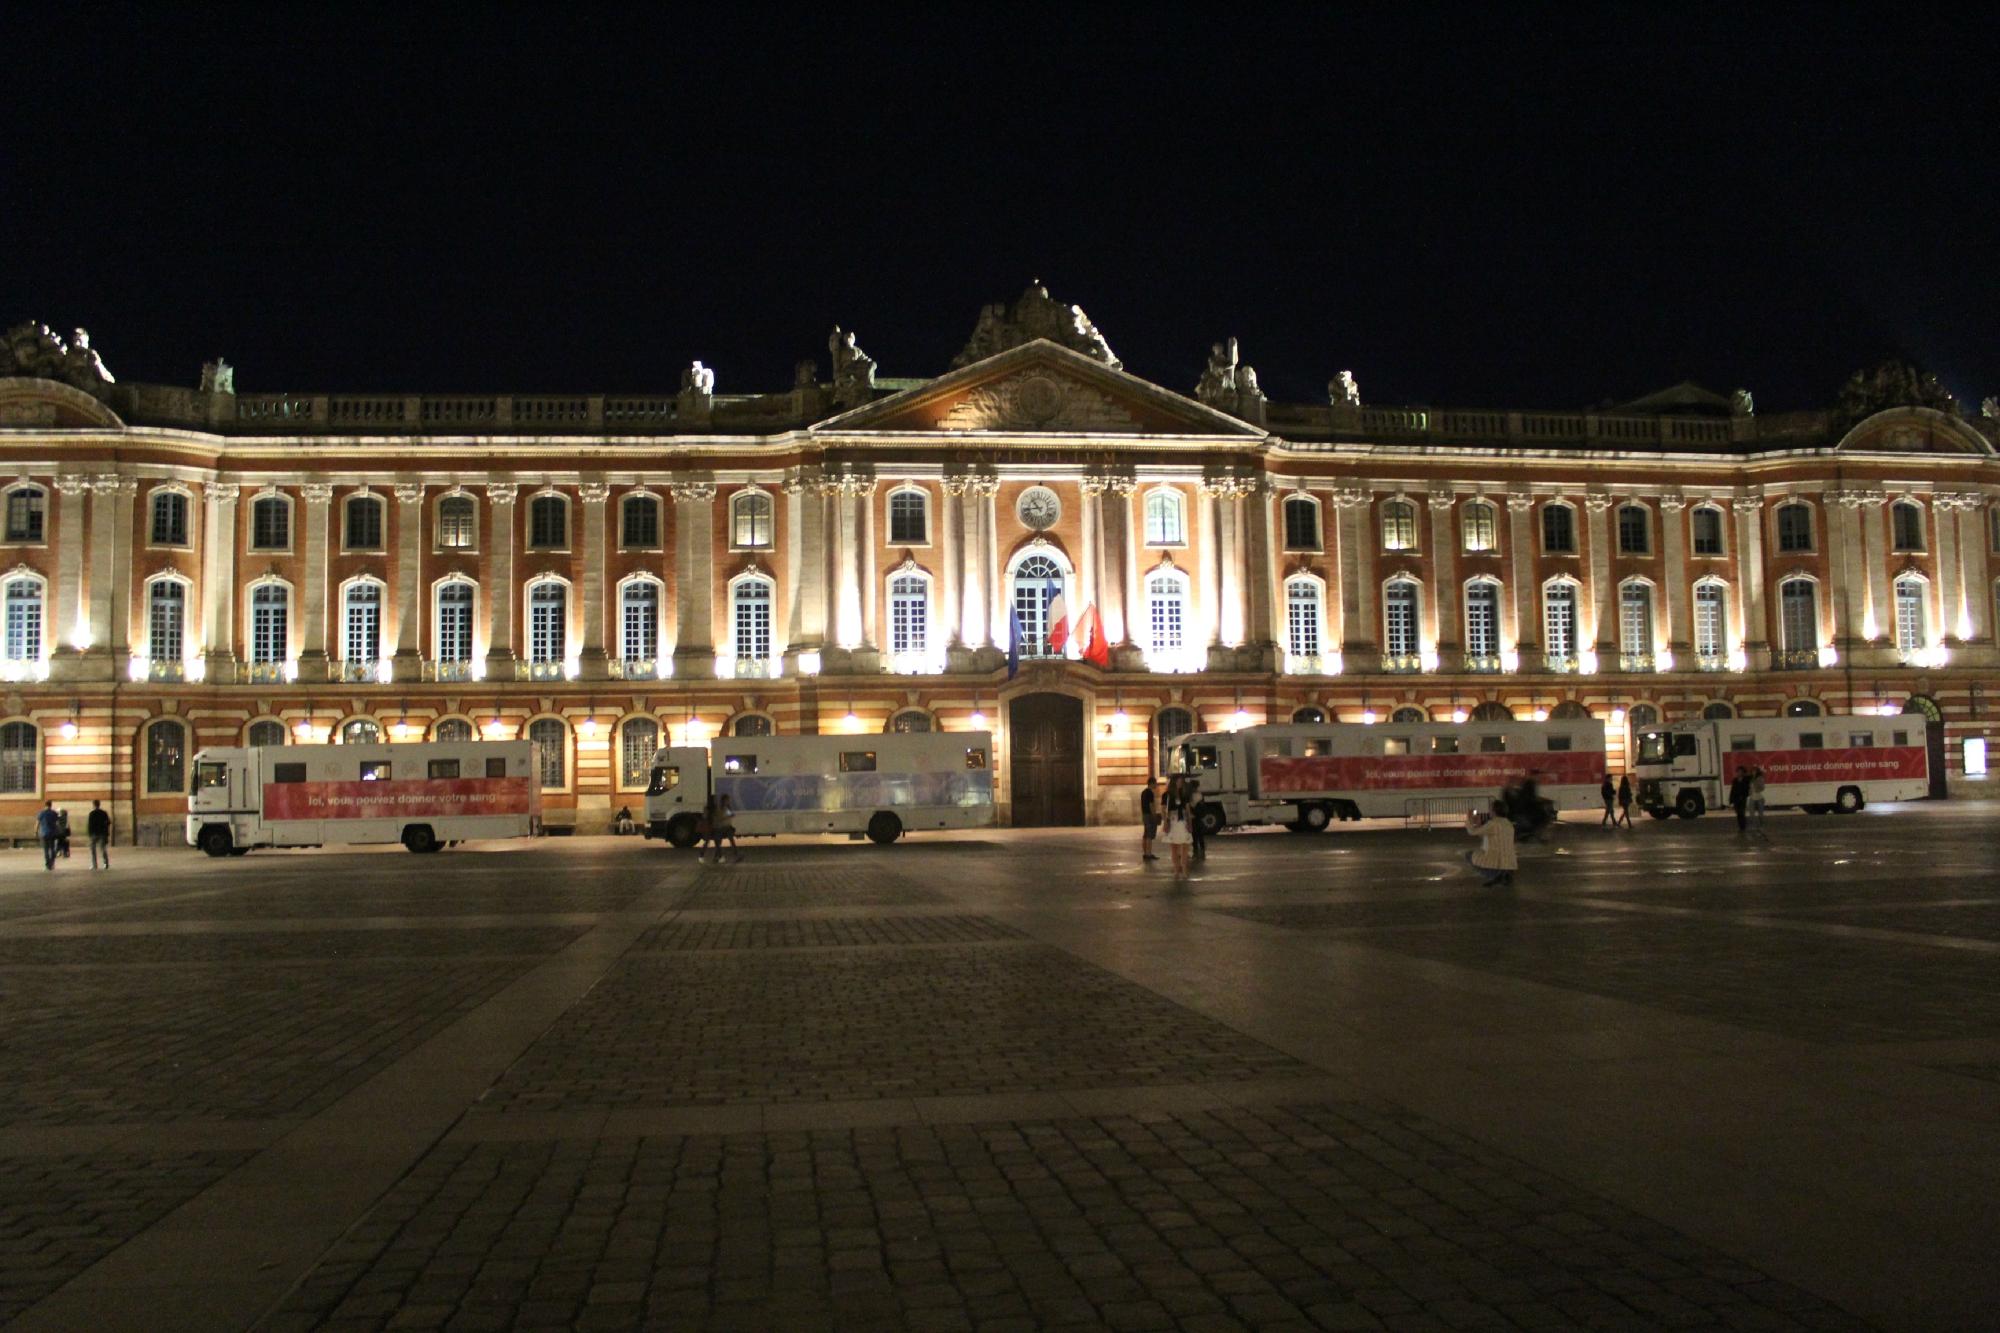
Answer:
[1837,359,1956,421]
[3,321,114,392]
[951,281,1119,370]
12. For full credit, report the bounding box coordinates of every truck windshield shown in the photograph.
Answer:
[646,765,679,795]
[196,761,229,790]
[1636,731,1673,765]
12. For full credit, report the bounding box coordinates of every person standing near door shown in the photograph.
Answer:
[87,800,111,869]
[1139,778,1160,861]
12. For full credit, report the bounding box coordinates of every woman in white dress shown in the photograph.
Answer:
[1163,780,1195,877]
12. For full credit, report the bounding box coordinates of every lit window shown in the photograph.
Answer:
[888,489,928,544]
[2,578,42,664]
[249,584,288,665]
[621,717,660,788]
[1544,582,1577,661]
[436,495,476,549]
[1380,500,1416,551]
[529,582,567,665]
[1383,580,1420,659]
[733,577,773,661]
[435,581,474,665]
[1894,577,1927,655]
[1153,707,1193,776]
[1148,572,1188,654]
[732,492,773,548]
[1285,578,1322,660]
[1461,501,1496,553]
[1464,581,1499,660]
[621,580,660,665]
[1694,583,1726,659]
[1619,584,1654,658]
[1144,490,1186,547]
[343,582,382,666]
[146,719,186,793]
[890,574,929,656]
[148,580,186,662]
[1779,579,1818,652]
[1011,555,1063,658]
[150,490,189,546]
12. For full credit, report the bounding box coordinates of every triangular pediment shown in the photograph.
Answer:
[815,340,1263,437]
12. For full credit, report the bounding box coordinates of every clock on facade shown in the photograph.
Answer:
[1017,486,1061,531]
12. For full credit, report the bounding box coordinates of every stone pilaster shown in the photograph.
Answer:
[782,470,829,672]
[296,483,334,681]
[1934,494,1961,644]
[201,486,240,681]
[1243,478,1277,668]
[577,481,611,679]
[391,482,425,680]
[1860,491,1889,648]
[1334,487,1374,670]
[1427,489,1457,661]
[1961,495,1991,645]
[1584,492,1614,660]
[1659,494,1688,657]
[1735,488,1768,661]
[49,475,92,679]
[1507,493,1536,657]
[482,484,517,679]
[669,480,715,677]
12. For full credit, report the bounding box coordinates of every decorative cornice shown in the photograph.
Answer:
[1658,493,1688,512]
[301,483,335,504]
[393,483,425,505]
[669,481,716,503]
[485,484,518,506]
[577,481,612,504]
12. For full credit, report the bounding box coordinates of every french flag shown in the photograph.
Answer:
[1045,579,1071,652]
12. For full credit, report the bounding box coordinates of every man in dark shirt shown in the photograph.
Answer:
[86,800,111,869]
[1139,779,1159,861]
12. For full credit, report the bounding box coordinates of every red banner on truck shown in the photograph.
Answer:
[262,777,537,822]
[1259,749,1605,794]
[1719,746,1927,786]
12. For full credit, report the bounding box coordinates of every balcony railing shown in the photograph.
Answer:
[336,659,379,683]
[1380,653,1421,674]
[734,657,775,680]
[245,661,287,684]
[148,659,186,682]
[612,657,659,680]
[1695,652,1728,672]
[429,658,474,682]
[1284,653,1330,676]
[1462,654,1501,674]
[1542,653,1579,674]
[525,659,566,681]
[1772,647,1821,671]
[1619,652,1656,673]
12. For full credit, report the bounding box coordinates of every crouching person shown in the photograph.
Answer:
[1465,801,1517,888]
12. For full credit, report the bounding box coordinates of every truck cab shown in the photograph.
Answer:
[1633,723,1719,817]
[644,746,710,845]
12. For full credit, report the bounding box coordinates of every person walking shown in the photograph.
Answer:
[1466,801,1517,887]
[1728,767,1750,832]
[697,796,720,865]
[1139,778,1160,861]
[713,793,742,864]
[1599,774,1616,827]
[1162,787,1194,878]
[87,800,111,870]
[1615,774,1635,829]
[1186,775,1207,861]
[1749,766,1767,831]
[56,809,71,859]
[34,801,59,871]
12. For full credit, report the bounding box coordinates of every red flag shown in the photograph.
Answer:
[1078,604,1112,667]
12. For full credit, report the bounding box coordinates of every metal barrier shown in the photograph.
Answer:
[1403,797,1474,830]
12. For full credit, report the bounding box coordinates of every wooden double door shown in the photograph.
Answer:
[1008,692,1086,826]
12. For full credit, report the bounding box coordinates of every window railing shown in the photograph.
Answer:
[1284,653,1329,676]
[1695,652,1728,672]
[525,659,566,681]
[1380,653,1421,674]
[1618,652,1656,673]
[429,658,474,682]
[245,661,287,684]
[148,659,186,682]
[734,656,774,680]
[1543,652,1578,674]
[613,657,658,680]
[1462,653,1502,674]
[336,659,379,683]
[1772,647,1821,671]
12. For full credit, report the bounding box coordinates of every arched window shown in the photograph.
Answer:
[620,579,661,670]
[1617,504,1651,555]
[1382,579,1420,663]
[434,717,474,742]
[731,491,773,549]
[1463,580,1500,665]
[1147,568,1189,656]
[732,576,774,665]
[527,493,567,549]
[1461,500,1496,554]
[1550,700,1590,720]
[436,494,476,550]
[250,494,290,551]
[246,719,287,747]
[528,581,567,666]
[1541,502,1576,553]
[1285,576,1323,662]
[1470,701,1513,721]
[1776,502,1814,554]
[889,572,929,657]
[1893,576,1928,656]
[1692,505,1725,556]
[1392,706,1429,723]
[1380,499,1417,552]
[888,488,929,545]
[1779,578,1818,655]
[150,489,190,546]
[148,579,187,664]
[145,718,186,793]
[620,716,660,789]
[1152,706,1194,776]
[621,494,661,549]
[1144,489,1186,547]
[1012,554,1065,658]
[1627,703,1659,729]
[1702,701,1736,720]
[342,581,383,669]
[340,718,380,745]
[3,578,43,665]
[1891,501,1925,553]
[1282,496,1321,552]
[1784,699,1822,717]
[1292,706,1326,724]
[528,718,567,789]
[733,713,774,737]
[1694,581,1727,663]
[889,709,933,733]
[1619,583,1655,664]
[249,583,288,667]
[0,720,37,793]
[343,493,383,551]
[435,581,475,668]
[3,486,45,543]
[1543,581,1578,666]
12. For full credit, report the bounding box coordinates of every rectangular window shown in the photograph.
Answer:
[3,582,42,662]
[251,499,289,550]
[1617,506,1649,555]
[428,759,461,779]
[151,492,189,546]
[4,490,43,543]
[890,576,928,656]
[622,497,660,548]
[733,494,773,548]
[1149,576,1185,653]
[1692,508,1725,556]
[1892,730,1910,747]
[1542,505,1576,553]
[1383,584,1419,659]
[1286,582,1321,659]
[734,581,773,661]
[1730,735,1755,751]
[1432,736,1458,753]
[1776,505,1814,553]
[1383,737,1410,756]
[1694,585,1725,659]
[840,751,877,772]
[1544,584,1576,660]
[196,761,229,790]
[621,583,660,663]
[723,754,759,774]
[530,585,566,664]
[1849,733,1874,748]
[1381,502,1416,551]
[345,498,382,550]
[344,585,381,664]
[1480,735,1506,753]
[1619,584,1654,657]
[436,585,474,664]
[486,758,508,778]
[272,762,307,783]
[359,762,391,781]
[1283,499,1320,551]
[965,747,988,769]
[1145,492,1186,546]
[1547,736,1572,751]
[437,497,476,549]
[1461,503,1496,553]
[1799,733,1824,749]
[888,490,928,544]
[149,582,186,661]
[1464,583,1499,659]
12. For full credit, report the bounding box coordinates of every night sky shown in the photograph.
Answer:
[7,5,1997,412]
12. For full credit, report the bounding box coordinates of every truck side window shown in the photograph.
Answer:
[1305,739,1331,757]
[1547,736,1572,752]
[1193,746,1218,770]
[723,754,759,774]
[1383,738,1410,756]
[486,758,508,778]
[1432,736,1458,753]
[428,759,461,779]
[359,762,391,782]
[1479,735,1506,753]
[647,765,680,794]
[1673,734,1698,758]
[1849,733,1873,748]
[272,763,307,784]
[840,751,877,772]
[196,762,229,789]
[1798,733,1823,749]
[1892,730,1910,747]
[1730,736,1755,751]
[965,748,987,769]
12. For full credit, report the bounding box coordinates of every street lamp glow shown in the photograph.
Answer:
[1360,709,1377,725]
[969,709,987,729]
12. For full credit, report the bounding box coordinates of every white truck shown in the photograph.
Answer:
[644,731,995,846]
[1632,717,1930,818]
[1169,719,1609,834]
[186,741,540,855]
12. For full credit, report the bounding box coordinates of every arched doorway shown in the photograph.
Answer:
[1903,695,1948,799]
[1008,692,1085,826]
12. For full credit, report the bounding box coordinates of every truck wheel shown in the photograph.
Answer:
[198,825,234,858]
[1288,803,1330,834]
[1834,786,1864,814]
[1674,789,1706,820]
[665,814,700,849]
[1195,803,1227,838]
[401,825,438,854]
[866,812,902,845]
